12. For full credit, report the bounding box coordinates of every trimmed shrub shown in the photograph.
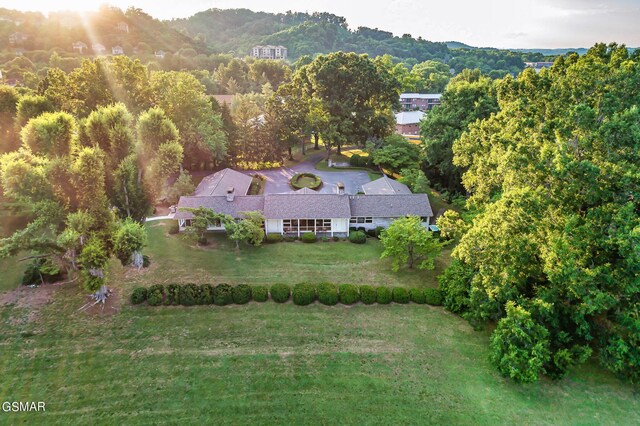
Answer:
[233,284,252,304]
[270,283,291,303]
[360,285,377,305]
[168,222,180,234]
[179,283,198,306]
[301,232,317,243]
[339,284,359,305]
[410,288,426,304]
[293,283,316,306]
[131,287,147,304]
[366,226,385,238]
[317,282,338,305]
[290,172,322,190]
[213,283,234,306]
[165,284,180,305]
[349,230,366,244]
[147,284,165,306]
[424,288,443,306]
[266,233,283,243]
[376,287,392,304]
[199,284,214,305]
[392,287,410,304]
[321,236,329,242]
[252,285,269,302]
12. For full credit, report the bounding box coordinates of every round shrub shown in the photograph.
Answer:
[293,283,316,306]
[366,226,385,238]
[349,231,366,244]
[301,232,317,243]
[290,172,322,190]
[165,284,180,305]
[410,288,426,304]
[266,233,283,243]
[252,285,269,302]
[270,283,291,303]
[392,287,410,304]
[317,282,338,305]
[360,285,377,305]
[147,284,165,306]
[233,284,252,304]
[168,222,179,234]
[213,283,234,306]
[131,287,147,305]
[179,283,198,306]
[424,288,443,306]
[199,284,214,305]
[376,287,392,304]
[339,284,359,305]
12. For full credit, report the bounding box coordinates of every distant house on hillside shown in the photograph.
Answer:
[115,21,129,33]
[524,62,554,73]
[154,50,166,59]
[72,41,88,54]
[250,45,288,60]
[400,93,442,111]
[92,43,107,55]
[112,46,124,55]
[8,32,27,46]
[395,111,425,136]
[212,94,234,107]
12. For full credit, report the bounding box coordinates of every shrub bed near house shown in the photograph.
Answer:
[199,284,214,305]
[290,172,323,190]
[131,287,147,304]
[360,285,377,305]
[339,284,359,305]
[270,283,291,303]
[252,285,269,302]
[424,288,443,306]
[233,284,252,304]
[293,283,316,306]
[147,284,165,306]
[214,283,234,306]
[349,231,367,244]
[317,282,338,305]
[165,284,180,305]
[376,286,392,304]
[392,287,410,304]
[266,233,283,243]
[410,288,426,304]
[301,232,317,243]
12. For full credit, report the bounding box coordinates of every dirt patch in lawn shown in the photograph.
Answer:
[0,283,60,324]
[81,288,121,318]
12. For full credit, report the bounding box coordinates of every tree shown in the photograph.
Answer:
[0,86,19,152]
[113,155,151,221]
[370,134,421,175]
[15,95,54,129]
[490,302,551,383]
[225,211,265,249]
[20,112,77,157]
[380,216,446,271]
[113,218,147,267]
[398,168,430,193]
[78,236,110,301]
[167,170,195,205]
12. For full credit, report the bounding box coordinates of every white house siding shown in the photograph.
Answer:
[265,219,283,234]
[352,217,430,230]
[331,218,349,236]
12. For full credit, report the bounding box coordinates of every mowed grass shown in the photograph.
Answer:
[124,221,451,289]
[0,221,638,424]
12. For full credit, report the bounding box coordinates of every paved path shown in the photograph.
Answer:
[247,153,373,195]
[145,215,172,222]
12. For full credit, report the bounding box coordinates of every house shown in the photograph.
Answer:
[154,50,165,59]
[8,32,27,46]
[72,41,88,54]
[171,171,433,237]
[524,62,554,73]
[115,21,129,33]
[212,94,234,107]
[112,46,124,55]
[395,111,425,136]
[400,93,442,111]
[92,43,107,55]
[250,45,288,60]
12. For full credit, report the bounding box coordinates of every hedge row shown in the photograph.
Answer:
[131,283,443,307]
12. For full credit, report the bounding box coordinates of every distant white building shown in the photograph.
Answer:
[8,32,28,46]
[115,21,129,33]
[92,43,107,55]
[112,46,124,55]
[154,50,165,59]
[524,62,554,73]
[72,41,88,54]
[250,45,288,60]
[395,111,425,136]
[399,93,442,111]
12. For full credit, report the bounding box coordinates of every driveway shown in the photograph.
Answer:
[247,153,374,195]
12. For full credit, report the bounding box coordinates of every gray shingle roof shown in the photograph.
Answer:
[174,196,264,220]
[349,194,433,218]
[362,176,412,195]
[264,194,351,219]
[194,168,253,196]
[395,111,425,125]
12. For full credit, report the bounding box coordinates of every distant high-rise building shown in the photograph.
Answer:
[250,45,288,60]
[399,93,442,111]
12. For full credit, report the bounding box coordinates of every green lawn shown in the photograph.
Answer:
[0,221,638,424]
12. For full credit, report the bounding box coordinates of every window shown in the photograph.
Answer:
[350,217,373,224]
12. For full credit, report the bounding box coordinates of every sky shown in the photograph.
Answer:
[3,0,639,48]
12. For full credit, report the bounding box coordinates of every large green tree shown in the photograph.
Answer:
[441,44,640,382]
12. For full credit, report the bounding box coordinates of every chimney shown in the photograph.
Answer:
[226,187,235,202]
[337,182,345,195]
